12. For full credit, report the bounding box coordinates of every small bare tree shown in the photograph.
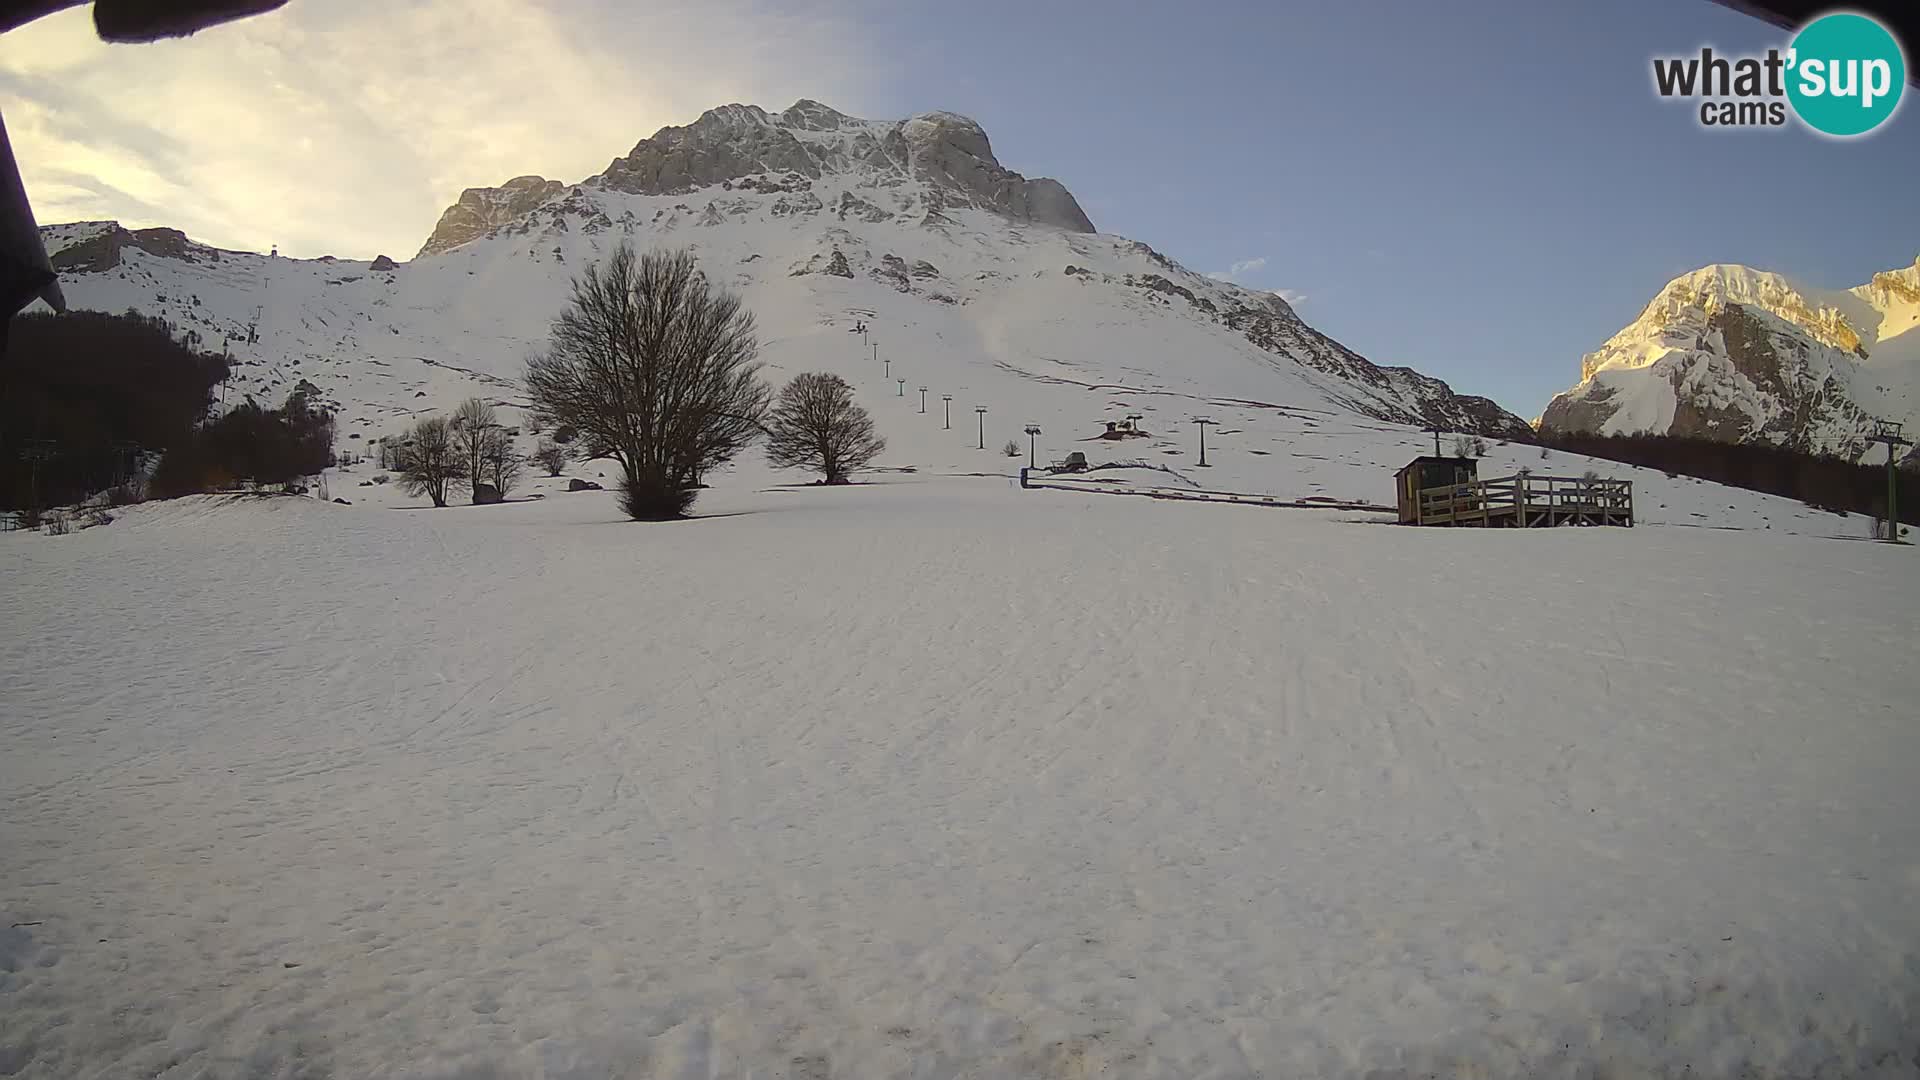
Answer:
[764,372,885,484]
[525,244,770,519]
[482,427,524,497]
[533,437,570,476]
[451,397,497,499]
[397,415,460,507]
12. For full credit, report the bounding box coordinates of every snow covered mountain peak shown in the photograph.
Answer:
[1853,256,1920,338]
[1540,255,1920,458]
[415,101,1095,261]
[1646,264,1865,361]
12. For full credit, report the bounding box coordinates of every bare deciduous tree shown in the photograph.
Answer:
[451,397,497,501]
[482,427,524,497]
[1450,434,1489,458]
[532,437,570,476]
[764,372,885,484]
[397,416,460,507]
[525,244,770,519]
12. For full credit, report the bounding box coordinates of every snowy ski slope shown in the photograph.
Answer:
[3,480,1917,1077]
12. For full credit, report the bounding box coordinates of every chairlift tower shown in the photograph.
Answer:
[19,439,56,515]
[111,439,140,488]
[1867,420,1912,543]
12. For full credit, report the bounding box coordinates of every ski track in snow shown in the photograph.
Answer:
[2,481,1918,1078]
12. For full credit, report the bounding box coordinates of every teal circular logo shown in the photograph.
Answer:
[1786,13,1905,136]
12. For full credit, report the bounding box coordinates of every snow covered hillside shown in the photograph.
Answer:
[35,100,1548,513]
[1540,258,1920,462]
[4,480,1917,1078]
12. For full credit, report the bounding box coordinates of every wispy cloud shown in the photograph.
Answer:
[1270,288,1308,304]
[1,1,884,258]
[1206,255,1268,282]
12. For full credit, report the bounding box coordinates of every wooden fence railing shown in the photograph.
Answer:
[1417,473,1632,527]
[1024,471,1393,512]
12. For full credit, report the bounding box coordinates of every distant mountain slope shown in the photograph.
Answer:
[35,101,1568,511]
[1540,258,1920,463]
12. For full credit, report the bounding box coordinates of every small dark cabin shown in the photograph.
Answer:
[1394,456,1478,524]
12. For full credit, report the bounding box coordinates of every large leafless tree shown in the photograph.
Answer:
[765,372,885,484]
[525,244,769,519]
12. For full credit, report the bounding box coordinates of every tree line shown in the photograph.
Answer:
[1536,430,1916,526]
[148,384,336,499]
[1,310,344,511]
[1,310,227,510]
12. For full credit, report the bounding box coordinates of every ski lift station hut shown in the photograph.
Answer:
[1395,456,1478,524]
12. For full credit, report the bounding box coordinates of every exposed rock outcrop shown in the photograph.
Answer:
[896,111,1094,232]
[790,248,855,279]
[874,253,911,291]
[835,191,893,223]
[416,176,566,258]
[50,226,211,273]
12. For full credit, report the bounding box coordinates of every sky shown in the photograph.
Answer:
[2,0,1917,418]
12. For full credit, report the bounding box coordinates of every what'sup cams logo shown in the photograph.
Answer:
[1652,11,1906,136]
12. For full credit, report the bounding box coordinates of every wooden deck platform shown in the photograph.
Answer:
[1413,473,1632,528]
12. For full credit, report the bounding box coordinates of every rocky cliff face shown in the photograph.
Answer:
[416,175,567,258]
[590,101,1095,234]
[1540,259,1920,461]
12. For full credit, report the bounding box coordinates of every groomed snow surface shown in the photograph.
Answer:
[4,478,1918,1078]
